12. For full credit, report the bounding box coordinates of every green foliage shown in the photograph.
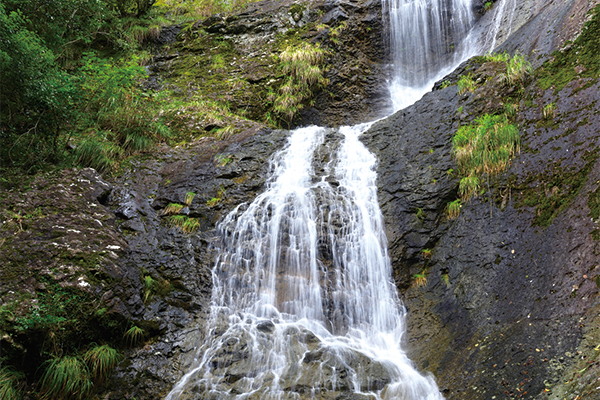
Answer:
[206,187,227,207]
[484,2,494,11]
[452,114,520,201]
[83,345,121,384]
[215,154,232,167]
[441,274,450,287]
[457,73,476,94]
[459,176,480,201]
[39,356,93,400]
[74,53,170,171]
[329,21,348,44]
[420,248,432,259]
[166,215,200,233]
[477,52,509,63]
[0,367,25,400]
[274,42,328,123]
[0,3,77,171]
[415,208,425,221]
[503,102,519,118]
[0,2,171,175]
[143,275,171,303]
[155,0,261,20]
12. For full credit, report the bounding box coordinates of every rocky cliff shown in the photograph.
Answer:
[363,1,600,398]
[1,0,600,399]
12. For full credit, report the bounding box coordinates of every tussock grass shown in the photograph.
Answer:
[182,218,200,233]
[481,52,509,63]
[275,43,328,122]
[412,272,427,288]
[184,192,196,206]
[453,114,519,202]
[162,203,184,216]
[453,114,519,175]
[83,345,121,384]
[167,215,200,233]
[503,102,519,118]
[446,200,462,220]
[500,52,533,85]
[543,103,556,119]
[459,176,481,201]
[0,367,25,400]
[39,356,92,400]
[75,136,122,173]
[457,73,476,94]
[124,325,146,346]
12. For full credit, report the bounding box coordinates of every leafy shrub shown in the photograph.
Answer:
[80,53,169,155]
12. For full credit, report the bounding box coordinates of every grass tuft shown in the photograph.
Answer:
[412,272,427,288]
[184,192,196,206]
[123,325,146,347]
[274,42,328,123]
[542,103,556,119]
[452,113,520,201]
[446,199,462,220]
[500,52,533,86]
[0,367,25,400]
[39,356,92,400]
[162,203,184,216]
[83,344,121,385]
[457,73,476,94]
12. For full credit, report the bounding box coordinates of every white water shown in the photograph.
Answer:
[166,124,443,399]
[384,0,476,110]
[166,1,521,399]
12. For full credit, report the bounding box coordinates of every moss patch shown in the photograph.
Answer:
[514,149,599,227]
[537,5,600,92]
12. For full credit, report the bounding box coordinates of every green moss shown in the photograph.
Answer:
[289,3,306,22]
[537,5,600,92]
[515,149,599,227]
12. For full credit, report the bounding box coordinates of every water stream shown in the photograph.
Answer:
[165,0,518,399]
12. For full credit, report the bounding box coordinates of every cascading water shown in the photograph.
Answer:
[166,124,443,399]
[383,0,475,110]
[165,0,521,399]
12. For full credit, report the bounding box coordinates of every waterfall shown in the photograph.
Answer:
[165,124,443,399]
[383,0,475,110]
[165,1,523,399]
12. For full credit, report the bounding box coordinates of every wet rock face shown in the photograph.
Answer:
[363,43,600,400]
[105,128,291,399]
[148,0,391,128]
